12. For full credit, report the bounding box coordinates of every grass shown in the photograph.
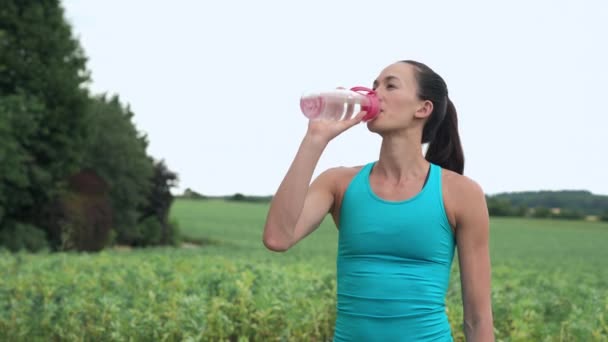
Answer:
[172,199,340,264]
[172,198,608,269]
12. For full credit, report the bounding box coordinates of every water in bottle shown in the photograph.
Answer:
[300,86,380,122]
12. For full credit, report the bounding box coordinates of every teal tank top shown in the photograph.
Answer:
[334,161,456,341]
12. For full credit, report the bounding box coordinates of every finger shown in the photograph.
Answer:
[328,100,342,120]
[343,102,355,120]
[341,111,367,129]
[352,111,367,121]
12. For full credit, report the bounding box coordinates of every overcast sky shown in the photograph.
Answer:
[61,0,608,196]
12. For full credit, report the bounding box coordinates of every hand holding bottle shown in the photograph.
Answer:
[300,86,380,122]
[299,86,380,145]
[304,109,367,146]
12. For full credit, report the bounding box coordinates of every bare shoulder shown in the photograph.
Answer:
[316,165,366,225]
[442,169,485,198]
[314,165,365,197]
[316,165,364,184]
[441,169,488,228]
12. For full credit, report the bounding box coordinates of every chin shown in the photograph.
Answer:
[366,113,384,133]
[366,119,377,130]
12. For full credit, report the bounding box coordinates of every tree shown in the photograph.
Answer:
[0,95,43,223]
[0,1,180,251]
[600,210,608,222]
[0,1,90,248]
[532,207,551,219]
[137,160,180,246]
[53,169,113,252]
[81,94,155,245]
[491,190,608,216]
[486,197,518,217]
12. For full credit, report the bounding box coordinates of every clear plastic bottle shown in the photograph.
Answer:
[300,86,380,122]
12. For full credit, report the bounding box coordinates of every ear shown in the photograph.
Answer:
[414,100,433,119]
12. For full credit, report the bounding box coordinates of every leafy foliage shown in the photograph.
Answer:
[0,0,91,230]
[0,2,179,251]
[0,94,44,224]
[81,94,155,246]
[137,160,180,246]
[0,222,48,252]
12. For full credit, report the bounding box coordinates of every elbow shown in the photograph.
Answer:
[262,236,290,252]
[262,227,292,252]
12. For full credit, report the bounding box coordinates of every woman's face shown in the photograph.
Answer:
[367,62,432,133]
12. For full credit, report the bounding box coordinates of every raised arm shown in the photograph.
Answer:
[453,178,495,341]
[263,112,365,252]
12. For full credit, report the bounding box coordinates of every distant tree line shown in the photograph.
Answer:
[0,1,179,252]
[178,189,272,203]
[487,190,608,221]
[180,189,608,222]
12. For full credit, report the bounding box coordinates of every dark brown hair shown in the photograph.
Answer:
[401,60,464,175]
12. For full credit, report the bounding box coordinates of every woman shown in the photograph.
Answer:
[263,60,494,341]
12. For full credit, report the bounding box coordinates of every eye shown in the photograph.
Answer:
[386,84,396,89]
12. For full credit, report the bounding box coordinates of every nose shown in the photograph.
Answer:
[375,90,388,112]
[374,88,386,103]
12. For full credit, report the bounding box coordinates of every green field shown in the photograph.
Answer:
[1,199,607,341]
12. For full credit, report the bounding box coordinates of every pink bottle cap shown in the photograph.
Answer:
[350,86,380,122]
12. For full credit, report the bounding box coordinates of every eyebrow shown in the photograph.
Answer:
[373,75,400,89]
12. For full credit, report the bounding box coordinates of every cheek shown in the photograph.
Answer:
[388,95,415,114]
[400,92,418,105]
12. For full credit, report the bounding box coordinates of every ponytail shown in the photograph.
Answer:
[400,60,465,174]
[424,98,464,174]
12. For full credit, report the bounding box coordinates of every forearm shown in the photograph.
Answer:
[463,317,494,342]
[263,134,327,248]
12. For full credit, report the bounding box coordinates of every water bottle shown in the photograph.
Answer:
[300,86,380,122]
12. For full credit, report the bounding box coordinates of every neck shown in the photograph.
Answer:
[374,130,429,182]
